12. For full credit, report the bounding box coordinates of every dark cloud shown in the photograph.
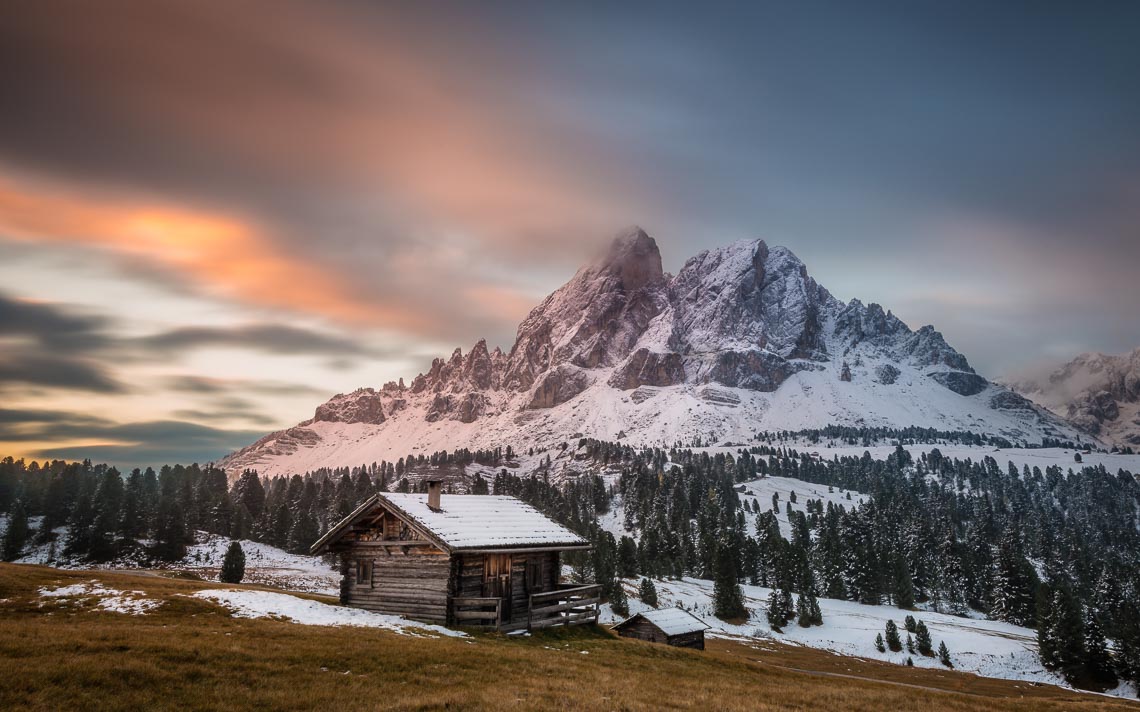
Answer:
[0,292,112,351]
[2,410,264,469]
[136,324,378,358]
[163,375,326,398]
[0,352,126,394]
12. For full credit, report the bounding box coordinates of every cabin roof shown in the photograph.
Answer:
[310,492,588,554]
[613,607,710,636]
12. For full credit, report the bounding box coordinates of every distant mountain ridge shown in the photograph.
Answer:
[1006,348,1140,447]
[221,228,1080,475]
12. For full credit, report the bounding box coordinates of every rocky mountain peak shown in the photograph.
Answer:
[599,226,664,292]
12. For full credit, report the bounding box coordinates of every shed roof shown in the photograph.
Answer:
[614,607,710,636]
[310,492,588,554]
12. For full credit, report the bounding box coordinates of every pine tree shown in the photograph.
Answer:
[904,614,917,633]
[1083,610,1117,689]
[219,541,246,583]
[2,499,29,561]
[885,619,902,652]
[906,633,915,654]
[1038,586,1086,683]
[915,620,933,656]
[638,577,659,607]
[938,640,952,668]
[712,534,747,621]
[610,582,629,617]
[796,593,812,627]
[875,633,886,653]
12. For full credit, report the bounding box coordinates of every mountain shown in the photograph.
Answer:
[221,228,1080,475]
[1005,348,1140,447]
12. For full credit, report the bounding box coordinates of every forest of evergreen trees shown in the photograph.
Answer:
[1,432,1137,692]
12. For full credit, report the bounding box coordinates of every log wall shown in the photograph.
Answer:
[342,543,451,624]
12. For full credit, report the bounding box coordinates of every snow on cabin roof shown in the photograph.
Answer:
[616,607,709,636]
[378,493,588,551]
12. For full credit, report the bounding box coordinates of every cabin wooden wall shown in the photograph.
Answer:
[667,630,705,650]
[616,619,705,649]
[341,543,450,624]
[616,618,669,644]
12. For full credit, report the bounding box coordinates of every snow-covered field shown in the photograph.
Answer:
[38,581,163,615]
[601,576,1138,700]
[183,534,339,595]
[191,589,466,637]
[1,522,340,596]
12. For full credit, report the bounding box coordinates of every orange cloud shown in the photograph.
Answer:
[0,176,421,328]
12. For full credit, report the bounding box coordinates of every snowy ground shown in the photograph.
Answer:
[601,576,1138,700]
[191,589,466,638]
[182,534,339,595]
[38,580,163,615]
[0,520,340,596]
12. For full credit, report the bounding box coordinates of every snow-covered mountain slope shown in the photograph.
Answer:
[1005,348,1140,448]
[221,228,1082,476]
[598,577,1138,700]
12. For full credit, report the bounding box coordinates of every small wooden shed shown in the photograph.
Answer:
[612,608,709,650]
[310,481,598,631]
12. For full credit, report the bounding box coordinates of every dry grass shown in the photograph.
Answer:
[1,564,1136,712]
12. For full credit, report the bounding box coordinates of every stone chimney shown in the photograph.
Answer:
[426,479,442,511]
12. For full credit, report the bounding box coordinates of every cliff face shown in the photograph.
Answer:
[221,228,1082,475]
[1007,348,1140,446]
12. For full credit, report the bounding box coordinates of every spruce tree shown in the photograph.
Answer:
[638,577,659,607]
[938,640,952,668]
[712,535,747,621]
[906,633,915,654]
[885,619,902,652]
[1,499,29,561]
[220,541,246,584]
[875,633,886,653]
[915,620,933,656]
[904,614,917,633]
[796,593,812,627]
[1083,610,1117,689]
[610,582,630,617]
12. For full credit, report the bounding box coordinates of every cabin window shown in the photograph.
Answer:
[526,559,544,593]
[355,559,373,586]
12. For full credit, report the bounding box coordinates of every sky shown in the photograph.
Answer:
[1,0,1138,468]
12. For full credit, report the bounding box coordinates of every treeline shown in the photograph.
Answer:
[3,435,1139,691]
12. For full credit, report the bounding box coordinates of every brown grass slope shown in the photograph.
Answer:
[0,564,1135,712]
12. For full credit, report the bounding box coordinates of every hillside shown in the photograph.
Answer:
[2,565,1136,711]
[221,229,1081,477]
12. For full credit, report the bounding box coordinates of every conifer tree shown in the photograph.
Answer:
[915,620,933,656]
[712,535,747,620]
[219,541,246,583]
[875,633,886,653]
[885,619,902,652]
[638,577,659,607]
[906,633,915,654]
[1,499,29,561]
[1083,610,1117,689]
[938,640,952,668]
[904,614,917,633]
[796,593,812,627]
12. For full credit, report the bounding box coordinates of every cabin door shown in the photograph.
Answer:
[482,554,513,622]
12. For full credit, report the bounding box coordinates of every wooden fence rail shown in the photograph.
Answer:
[451,596,501,629]
[528,583,600,631]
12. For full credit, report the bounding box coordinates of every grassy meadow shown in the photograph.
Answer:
[0,564,1136,711]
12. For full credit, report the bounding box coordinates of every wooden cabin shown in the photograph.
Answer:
[612,608,709,650]
[310,481,598,631]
